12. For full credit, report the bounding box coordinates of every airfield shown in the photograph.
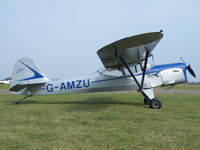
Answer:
[0,85,200,150]
[1,85,200,95]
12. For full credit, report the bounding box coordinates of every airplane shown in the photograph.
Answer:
[9,30,196,109]
[0,80,10,85]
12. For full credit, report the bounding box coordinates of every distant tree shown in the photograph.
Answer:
[5,77,11,80]
[186,81,200,85]
[1,77,11,81]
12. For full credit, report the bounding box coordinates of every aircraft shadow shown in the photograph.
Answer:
[65,97,144,112]
[4,96,146,111]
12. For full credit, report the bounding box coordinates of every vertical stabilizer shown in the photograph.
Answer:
[10,57,49,91]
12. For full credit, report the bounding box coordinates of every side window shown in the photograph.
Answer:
[122,64,142,76]
[135,64,142,73]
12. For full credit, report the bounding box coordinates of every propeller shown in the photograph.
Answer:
[180,57,196,78]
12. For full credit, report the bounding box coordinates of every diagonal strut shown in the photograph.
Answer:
[141,50,149,89]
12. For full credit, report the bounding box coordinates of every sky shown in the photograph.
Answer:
[0,0,200,82]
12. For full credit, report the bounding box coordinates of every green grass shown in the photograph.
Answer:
[0,84,9,89]
[156,84,200,90]
[170,84,200,90]
[0,93,200,150]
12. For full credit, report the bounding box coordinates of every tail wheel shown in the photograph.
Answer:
[150,98,162,109]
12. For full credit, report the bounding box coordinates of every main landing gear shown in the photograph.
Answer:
[120,49,163,109]
[144,98,162,109]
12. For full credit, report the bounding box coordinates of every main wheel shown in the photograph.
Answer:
[144,98,150,105]
[150,98,162,109]
[15,101,20,104]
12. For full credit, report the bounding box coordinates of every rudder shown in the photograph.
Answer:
[10,57,49,92]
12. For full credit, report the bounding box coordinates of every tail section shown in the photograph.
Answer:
[10,57,49,92]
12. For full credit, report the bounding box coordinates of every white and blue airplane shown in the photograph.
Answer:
[9,31,196,109]
[0,80,10,85]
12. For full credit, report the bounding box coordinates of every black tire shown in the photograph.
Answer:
[15,101,20,104]
[150,98,162,109]
[144,98,150,105]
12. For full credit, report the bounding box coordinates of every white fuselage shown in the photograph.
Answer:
[15,63,187,96]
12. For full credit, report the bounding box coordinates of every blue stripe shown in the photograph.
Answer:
[145,63,187,81]
[137,63,186,75]
[91,76,129,83]
[91,63,187,83]
[18,60,44,81]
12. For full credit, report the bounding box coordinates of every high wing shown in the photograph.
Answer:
[97,31,163,69]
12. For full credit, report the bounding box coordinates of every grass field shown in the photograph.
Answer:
[0,93,200,150]
[0,84,9,89]
[162,84,200,90]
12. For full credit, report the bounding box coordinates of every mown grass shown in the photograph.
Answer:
[162,84,200,90]
[0,93,200,150]
[0,84,9,89]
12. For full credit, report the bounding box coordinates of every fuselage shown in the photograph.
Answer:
[19,62,187,96]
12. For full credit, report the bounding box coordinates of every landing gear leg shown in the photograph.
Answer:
[144,98,149,105]
[15,90,32,104]
[140,89,162,109]
[15,95,30,104]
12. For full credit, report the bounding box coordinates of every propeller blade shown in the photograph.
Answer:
[187,65,196,78]
[180,57,185,63]
[180,57,196,78]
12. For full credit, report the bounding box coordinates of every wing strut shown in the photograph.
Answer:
[120,52,151,101]
[141,50,149,89]
[120,57,151,101]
